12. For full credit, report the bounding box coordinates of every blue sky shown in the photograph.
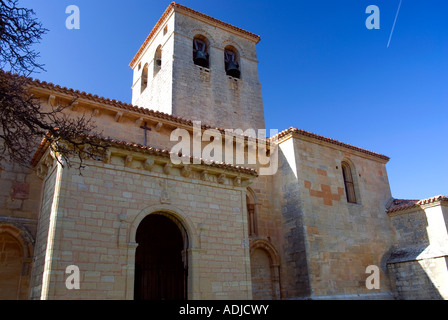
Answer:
[17,0,448,200]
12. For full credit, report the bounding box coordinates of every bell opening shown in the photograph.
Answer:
[193,37,209,69]
[224,49,240,79]
[194,50,209,68]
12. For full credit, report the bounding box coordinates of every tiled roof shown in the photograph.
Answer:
[387,195,448,213]
[129,2,261,68]
[1,70,264,142]
[4,70,390,161]
[103,136,259,176]
[271,127,390,161]
[31,134,259,177]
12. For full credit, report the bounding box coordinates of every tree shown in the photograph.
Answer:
[0,0,106,169]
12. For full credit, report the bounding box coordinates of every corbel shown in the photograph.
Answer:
[114,112,123,122]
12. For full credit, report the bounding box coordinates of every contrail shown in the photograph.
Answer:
[387,0,403,48]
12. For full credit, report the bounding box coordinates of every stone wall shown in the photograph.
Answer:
[29,148,255,299]
[130,9,265,132]
[274,133,396,299]
[29,158,59,299]
[131,11,175,114]
[0,160,42,300]
[172,11,265,131]
[0,161,41,238]
[387,203,448,299]
[387,257,448,299]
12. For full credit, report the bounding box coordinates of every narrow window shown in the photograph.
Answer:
[154,45,162,76]
[141,63,148,93]
[246,194,257,236]
[193,35,209,68]
[342,162,357,203]
[224,46,240,79]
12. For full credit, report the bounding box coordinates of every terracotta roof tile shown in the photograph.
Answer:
[271,127,390,161]
[4,70,388,163]
[31,134,258,177]
[387,195,448,213]
[1,70,265,143]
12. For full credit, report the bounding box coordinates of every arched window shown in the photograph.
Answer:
[224,45,240,79]
[342,161,357,203]
[193,35,209,68]
[246,190,257,237]
[154,45,162,76]
[140,63,148,93]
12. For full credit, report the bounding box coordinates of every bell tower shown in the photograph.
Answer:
[130,3,265,131]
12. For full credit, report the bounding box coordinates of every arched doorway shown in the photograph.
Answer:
[0,232,23,300]
[250,239,281,300]
[134,214,187,300]
[251,248,273,300]
[0,223,33,300]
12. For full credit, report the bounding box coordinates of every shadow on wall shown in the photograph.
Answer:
[273,144,312,298]
[387,206,447,300]
[387,248,444,299]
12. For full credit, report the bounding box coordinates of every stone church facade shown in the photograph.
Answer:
[0,3,447,300]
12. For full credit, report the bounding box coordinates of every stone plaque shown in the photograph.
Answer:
[11,183,30,200]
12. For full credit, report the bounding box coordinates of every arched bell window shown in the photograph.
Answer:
[154,45,162,76]
[193,35,209,68]
[141,63,148,93]
[224,45,240,79]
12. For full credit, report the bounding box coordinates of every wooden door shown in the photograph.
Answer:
[134,214,186,300]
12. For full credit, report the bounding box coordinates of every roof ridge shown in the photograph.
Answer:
[271,127,390,161]
[31,134,259,176]
[1,70,267,141]
[387,195,448,213]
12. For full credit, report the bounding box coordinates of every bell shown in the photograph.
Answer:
[194,50,209,68]
[226,61,240,78]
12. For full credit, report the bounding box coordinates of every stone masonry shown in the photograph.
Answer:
[0,2,447,300]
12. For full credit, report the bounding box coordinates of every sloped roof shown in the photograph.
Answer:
[3,70,263,141]
[31,134,259,177]
[271,127,390,161]
[3,70,390,163]
[387,195,448,214]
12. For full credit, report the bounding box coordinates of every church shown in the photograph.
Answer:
[1,2,447,300]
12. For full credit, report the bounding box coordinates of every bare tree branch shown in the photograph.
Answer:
[0,71,108,170]
[0,0,47,75]
[0,1,109,171]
